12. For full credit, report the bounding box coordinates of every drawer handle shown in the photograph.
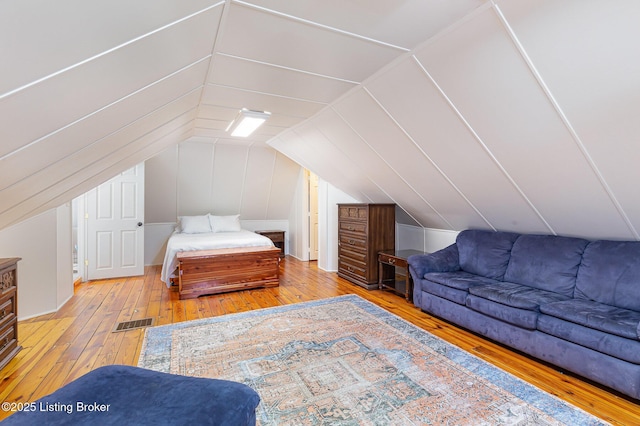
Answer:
[347,226,354,231]
[348,240,355,245]
[0,336,8,351]
[0,310,5,320]
[347,266,354,272]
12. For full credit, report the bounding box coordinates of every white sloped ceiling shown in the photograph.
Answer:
[2,0,639,241]
[0,0,224,229]
[273,0,640,240]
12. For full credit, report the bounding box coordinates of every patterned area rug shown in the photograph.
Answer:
[138,295,606,425]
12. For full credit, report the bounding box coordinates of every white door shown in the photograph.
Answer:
[87,164,145,279]
[309,171,319,261]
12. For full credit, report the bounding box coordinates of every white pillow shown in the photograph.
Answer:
[179,215,212,234]
[209,214,241,232]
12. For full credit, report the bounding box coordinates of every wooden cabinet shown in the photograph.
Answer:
[0,258,21,371]
[255,230,285,258]
[338,204,395,289]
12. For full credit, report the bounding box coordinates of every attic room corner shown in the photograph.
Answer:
[0,203,74,320]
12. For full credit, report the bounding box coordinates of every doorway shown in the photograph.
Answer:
[75,163,145,281]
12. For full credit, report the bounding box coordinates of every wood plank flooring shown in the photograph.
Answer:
[1,257,639,423]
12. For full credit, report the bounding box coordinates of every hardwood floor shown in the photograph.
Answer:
[1,257,639,423]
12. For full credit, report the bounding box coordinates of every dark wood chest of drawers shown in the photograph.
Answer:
[0,258,21,371]
[337,204,395,289]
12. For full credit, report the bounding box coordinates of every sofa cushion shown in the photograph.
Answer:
[421,280,469,305]
[466,295,539,329]
[540,299,640,341]
[504,234,589,297]
[575,240,640,312]
[468,282,570,311]
[538,315,640,364]
[456,230,520,280]
[425,271,500,291]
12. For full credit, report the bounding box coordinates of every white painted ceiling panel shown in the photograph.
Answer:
[0,61,208,190]
[200,84,326,119]
[218,3,405,82]
[194,118,232,132]
[245,0,485,49]
[32,125,192,224]
[191,126,284,143]
[366,57,550,234]
[267,137,309,175]
[310,111,393,203]
[273,132,367,202]
[1,106,197,214]
[270,125,376,200]
[333,89,488,230]
[315,108,450,228]
[3,0,640,243]
[198,104,305,129]
[193,128,262,142]
[208,54,356,103]
[211,143,249,215]
[0,0,222,95]
[197,105,238,122]
[0,120,193,229]
[291,124,383,201]
[43,96,200,184]
[0,7,220,158]
[414,7,632,238]
[499,0,640,236]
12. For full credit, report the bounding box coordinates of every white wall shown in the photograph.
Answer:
[282,165,456,268]
[286,170,359,268]
[143,138,301,265]
[56,203,74,308]
[286,168,307,261]
[318,180,358,272]
[397,224,459,253]
[0,206,74,320]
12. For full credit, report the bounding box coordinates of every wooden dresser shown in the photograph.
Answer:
[338,204,395,289]
[0,258,21,371]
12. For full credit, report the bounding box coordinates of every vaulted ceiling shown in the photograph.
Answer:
[2,0,639,241]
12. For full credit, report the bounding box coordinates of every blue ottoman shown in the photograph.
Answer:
[1,365,260,425]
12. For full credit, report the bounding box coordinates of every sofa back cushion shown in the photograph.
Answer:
[504,234,589,297]
[575,240,640,312]
[456,230,519,280]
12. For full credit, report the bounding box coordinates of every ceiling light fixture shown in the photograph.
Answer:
[225,108,271,137]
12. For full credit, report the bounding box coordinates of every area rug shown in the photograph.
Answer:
[138,295,606,425]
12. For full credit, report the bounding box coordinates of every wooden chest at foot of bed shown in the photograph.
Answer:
[177,246,281,299]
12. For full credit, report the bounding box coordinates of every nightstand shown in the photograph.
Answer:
[378,249,427,302]
[255,230,285,258]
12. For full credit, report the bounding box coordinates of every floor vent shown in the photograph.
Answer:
[113,318,154,333]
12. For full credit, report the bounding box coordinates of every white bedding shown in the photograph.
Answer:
[160,229,274,285]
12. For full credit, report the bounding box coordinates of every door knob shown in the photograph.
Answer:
[137,222,143,227]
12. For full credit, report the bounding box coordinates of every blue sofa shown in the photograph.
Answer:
[407,229,640,400]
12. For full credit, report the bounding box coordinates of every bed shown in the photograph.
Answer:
[161,215,281,299]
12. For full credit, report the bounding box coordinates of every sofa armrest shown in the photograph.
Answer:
[407,244,460,280]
